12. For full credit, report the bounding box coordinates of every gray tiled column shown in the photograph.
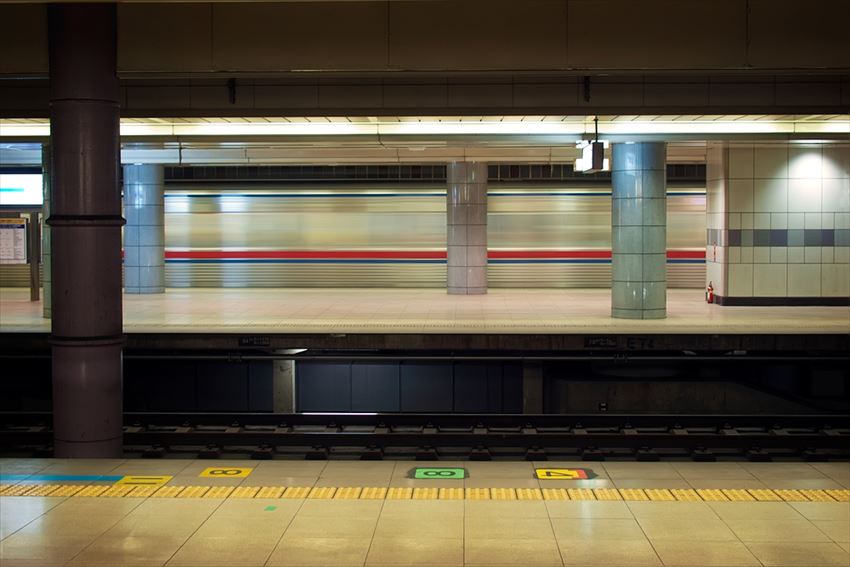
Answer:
[42,143,52,318]
[611,143,667,319]
[123,164,165,293]
[447,162,488,294]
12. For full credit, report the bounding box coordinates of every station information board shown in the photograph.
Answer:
[0,218,27,264]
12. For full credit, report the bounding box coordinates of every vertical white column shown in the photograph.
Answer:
[447,162,488,294]
[123,164,165,294]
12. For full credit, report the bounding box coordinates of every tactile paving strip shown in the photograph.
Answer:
[0,485,846,502]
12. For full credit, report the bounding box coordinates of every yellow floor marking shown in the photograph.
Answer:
[413,487,439,500]
[775,489,808,502]
[0,484,13,495]
[177,485,211,498]
[466,488,490,500]
[696,489,729,501]
[360,487,387,500]
[542,488,569,500]
[21,485,62,497]
[800,489,835,502]
[199,467,252,478]
[386,487,413,499]
[592,489,622,501]
[307,486,336,499]
[204,486,235,499]
[516,488,543,500]
[567,488,596,500]
[825,489,849,502]
[439,487,464,500]
[646,489,676,501]
[1,484,38,496]
[151,485,185,498]
[256,486,286,499]
[722,489,755,502]
[748,489,781,501]
[670,489,702,502]
[116,475,172,486]
[490,488,516,500]
[50,485,85,497]
[334,487,362,500]
[100,485,136,498]
[127,485,160,498]
[231,486,261,499]
[75,485,110,497]
[282,486,311,499]
[618,489,649,501]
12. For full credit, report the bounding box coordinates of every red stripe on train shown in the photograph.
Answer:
[164,250,705,260]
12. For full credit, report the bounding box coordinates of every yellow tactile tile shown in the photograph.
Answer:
[825,489,849,502]
[100,485,136,498]
[50,485,85,497]
[696,489,728,501]
[0,484,13,495]
[774,489,808,502]
[307,486,336,499]
[231,486,261,499]
[747,489,781,501]
[282,486,311,499]
[670,489,702,502]
[490,488,516,500]
[439,487,464,500]
[516,488,543,500]
[542,488,569,500]
[722,489,755,502]
[799,489,835,502]
[177,485,211,498]
[75,485,111,497]
[22,484,63,497]
[413,487,439,500]
[646,489,676,501]
[255,486,286,499]
[1,484,38,496]
[465,488,490,500]
[151,485,185,498]
[386,487,413,500]
[333,487,362,500]
[618,489,649,501]
[127,485,160,498]
[204,486,235,499]
[360,487,387,500]
[567,488,596,500]
[591,489,622,501]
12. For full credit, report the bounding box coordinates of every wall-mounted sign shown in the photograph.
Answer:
[0,218,26,265]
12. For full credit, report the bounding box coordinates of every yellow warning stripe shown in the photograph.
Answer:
[0,484,844,502]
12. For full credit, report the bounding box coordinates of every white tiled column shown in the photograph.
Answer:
[123,164,165,294]
[447,162,488,295]
[707,142,850,305]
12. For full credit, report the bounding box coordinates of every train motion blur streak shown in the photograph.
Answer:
[163,184,706,288]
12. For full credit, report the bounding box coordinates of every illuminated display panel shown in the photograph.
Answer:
[0,170,43,207]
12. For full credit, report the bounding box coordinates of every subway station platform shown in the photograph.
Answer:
[1,459,848,567]
[2,287,848,335]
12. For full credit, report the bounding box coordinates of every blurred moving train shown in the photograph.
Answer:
[0,182,706,288]
[163,182,706,288]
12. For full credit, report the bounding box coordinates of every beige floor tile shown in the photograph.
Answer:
[545,500,634,519]
[196,516,291,538]
[284,515,377,538]
[638,516,738,542]
[814,520,850,543]
[811,463,850,487]
[465,500,550,518]
[708,501,804,521]
[373,515,463,539]
[67,535,185,565]
[558,539,661,566]
[465,477,541,488]
[465,516,554,540]
[613,479,693,489]
[535,478,616,489]
[742,463,829,480]
[266,536,371,566]
[0,533,93,562]
[627,501,717,519]
[105,514,210,539]
[365,537,463,567]
[166,535,278,566]
[603,463,684,480]
[672,463,756,480]
[652,540,761,566]
[465,538,563,566]
[464,463,534,478]
[211,498,302,518]
[297,499,383,517]
[790,502,850,522]
[0,496,66,539]
[745,542,850,566]
[725,518,831,542]
[687,479,768,489]
[379,500,464,517]
[551,518,647,541]
[240,475,318,487]
[253,461,327,475]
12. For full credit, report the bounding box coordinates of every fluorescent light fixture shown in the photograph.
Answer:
[302,412,378,416]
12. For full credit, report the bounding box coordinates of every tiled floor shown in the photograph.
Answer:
[1,459,849,566]
[1,287,849,334]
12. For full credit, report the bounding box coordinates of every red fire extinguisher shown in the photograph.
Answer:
[706,281,714,303]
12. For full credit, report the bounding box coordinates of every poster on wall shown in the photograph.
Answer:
[0,218,27,264]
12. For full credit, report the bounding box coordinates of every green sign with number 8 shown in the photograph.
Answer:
[411,467,467,479]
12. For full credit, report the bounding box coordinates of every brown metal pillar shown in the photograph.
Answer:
[48,4,124,457]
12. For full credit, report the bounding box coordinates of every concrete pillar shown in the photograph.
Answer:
[447,162,488,294]
[611,143,667,319]
[42,144,52,318]
[273,359,296,413]
[48,4,124,457]
[123,165,165,294]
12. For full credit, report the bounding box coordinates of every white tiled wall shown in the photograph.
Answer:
[707,142,850,301]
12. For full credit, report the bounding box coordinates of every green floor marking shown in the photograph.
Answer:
[264,505,277,511]
[410,467,467,479]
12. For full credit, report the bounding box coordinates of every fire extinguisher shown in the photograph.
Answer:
[706,281,714,303]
